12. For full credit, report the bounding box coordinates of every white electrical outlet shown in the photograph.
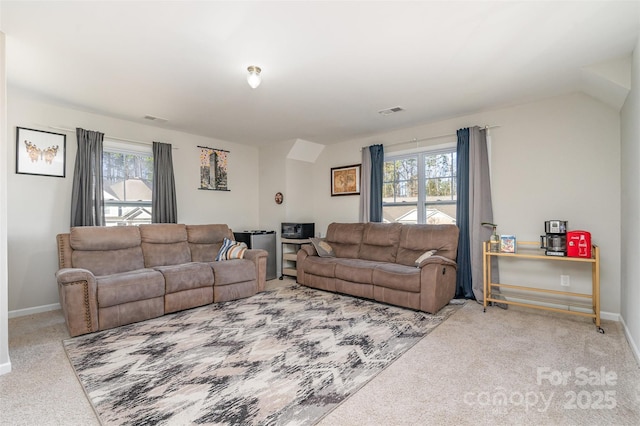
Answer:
[561,275,570,287]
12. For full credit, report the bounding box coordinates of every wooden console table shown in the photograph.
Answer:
[483,241,603,333]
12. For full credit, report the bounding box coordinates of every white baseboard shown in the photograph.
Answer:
[501,296,621,323]
[8,303,60,319]
[601,310,620,322]
[620,316,640,366]
[0,358,11,376]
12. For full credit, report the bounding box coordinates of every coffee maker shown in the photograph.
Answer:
[540,220,567,256]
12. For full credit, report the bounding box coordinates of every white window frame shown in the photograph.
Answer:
[383,142,457,224]
[103,140,153,226]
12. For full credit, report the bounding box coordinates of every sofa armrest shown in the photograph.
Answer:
[244,249,268,292]
[295,245,315,284]
[55,268,99,337]
[300,244,317,256]
[417,255,457,269]
[418,257,457,313]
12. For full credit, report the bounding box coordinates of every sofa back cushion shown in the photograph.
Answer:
[358,222,402,262]
[69,226,144,276]
[139,224,191,267]
[186,224,233,262]
[395,224,459,267]
[325,223,364,259]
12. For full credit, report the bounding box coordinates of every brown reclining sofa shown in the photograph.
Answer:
[56,223,267,337]
[297,222,459,314]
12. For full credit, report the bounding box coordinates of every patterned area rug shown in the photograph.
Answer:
[64,284,462,425]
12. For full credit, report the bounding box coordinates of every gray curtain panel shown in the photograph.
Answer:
[456,126,497,300]
[468,126,497,301]
[152,141,177,223]
[369,144,384,222]
[70,128,105,227]
[358,146,372,222]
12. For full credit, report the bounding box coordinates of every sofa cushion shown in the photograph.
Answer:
[208,259,256,286]
[301,256,338,277]
[396,224,459,267]
[72,247,145,277]
[139,224,191,267]
[325,223,364,259]
[70,226,141,251]
[154,262,214,293]
[358,222,402,262]
[372,263,421,293]
[69,226,145,275]
[165,287,214,314]
[99,297,164,331]
[214,280,256,303]
[187,224,232,262]
[303,275,336,292]
[334,258,381,284]
[336,279,373,300]
[96,269,165,308]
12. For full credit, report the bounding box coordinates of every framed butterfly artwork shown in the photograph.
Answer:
[16,127,66,178]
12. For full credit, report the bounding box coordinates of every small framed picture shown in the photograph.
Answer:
[331,164,361,196]
[16,127,66,178]
[500,235,517,253]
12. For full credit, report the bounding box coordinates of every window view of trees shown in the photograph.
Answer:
[383,157,418,202]
[383,149,456,224]
[425,152,456,202]
[103,151,154,226]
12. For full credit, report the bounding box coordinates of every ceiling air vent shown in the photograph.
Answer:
[378,106,405,116]
[143,115,168,123]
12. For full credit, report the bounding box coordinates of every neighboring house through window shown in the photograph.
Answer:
[102,140,153,226]
[383,146,457,224]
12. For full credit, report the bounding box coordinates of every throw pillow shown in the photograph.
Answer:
[225,241,247,259]
[415,249,436,266]
[309,237,335,258]
[215,238,248,261]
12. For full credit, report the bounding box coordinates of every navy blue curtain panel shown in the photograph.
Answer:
[455,128,473,299]
[369,144,384,222]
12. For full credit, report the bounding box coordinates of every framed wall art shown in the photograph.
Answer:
[198,145,230,191]
[331,164,361,196]
[16,127,66,178]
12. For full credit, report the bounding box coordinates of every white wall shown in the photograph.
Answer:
[258,139,317,276]
[310,93,621,314]
[621,32,640,359]
[1,31,12,375]
[7,88,260,313]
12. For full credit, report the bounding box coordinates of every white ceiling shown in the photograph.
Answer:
[1,1,638,147]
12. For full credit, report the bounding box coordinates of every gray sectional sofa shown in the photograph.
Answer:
[56,223,268,337]
[296,222,459,314]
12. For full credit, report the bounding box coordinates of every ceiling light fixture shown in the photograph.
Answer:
[247,65,262,89]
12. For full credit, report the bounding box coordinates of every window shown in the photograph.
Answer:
[383,147,457,224]
[103,144,154,226]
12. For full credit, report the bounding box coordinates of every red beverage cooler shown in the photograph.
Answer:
[567,231,591,258]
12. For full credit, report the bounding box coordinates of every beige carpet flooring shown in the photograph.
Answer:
[2,278,639,425]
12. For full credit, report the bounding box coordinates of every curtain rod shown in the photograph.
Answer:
[48,126,178,149]
[362,125,500,151]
